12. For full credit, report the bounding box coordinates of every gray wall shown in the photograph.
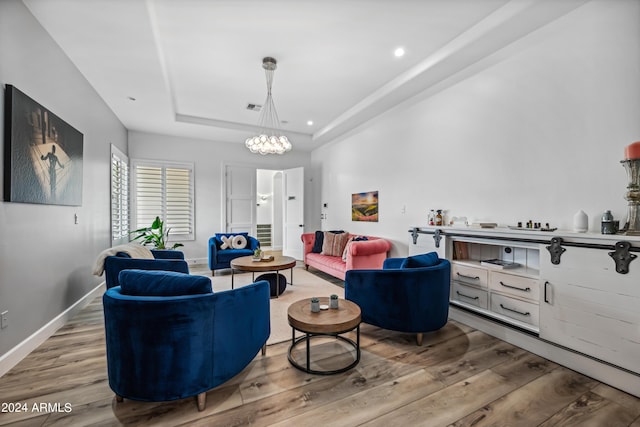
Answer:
[0,0,127,358]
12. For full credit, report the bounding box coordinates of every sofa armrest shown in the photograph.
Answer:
[211,280,270,378]
[348,239,391,257]
[247,236,260,251]
[151,249,185,260]
[301,233,315,256]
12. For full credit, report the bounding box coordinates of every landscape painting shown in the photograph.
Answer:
[4,85,83,206]
[352,191,378,222]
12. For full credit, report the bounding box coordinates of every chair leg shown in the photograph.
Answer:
[211,270,215,277]
[416,333,423,346]
[197,392,206,411]
[262,343,267,356]
[115,394,123,403]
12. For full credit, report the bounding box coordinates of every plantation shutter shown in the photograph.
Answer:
[110,146,129,244]
[132,160,194,240]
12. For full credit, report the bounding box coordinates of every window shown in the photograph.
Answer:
[131,159,194,240]
[110,145,130,245]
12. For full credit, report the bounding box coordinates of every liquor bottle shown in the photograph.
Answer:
[435,210,443,226]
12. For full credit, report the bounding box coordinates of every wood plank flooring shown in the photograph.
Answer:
[2,292,640,426]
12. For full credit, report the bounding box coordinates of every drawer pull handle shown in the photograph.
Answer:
[456,291,479,300]
[499,281,531,292]
[499,303,530,316]
[456,272,480,281]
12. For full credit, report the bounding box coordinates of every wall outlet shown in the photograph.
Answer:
[1,311,7,329]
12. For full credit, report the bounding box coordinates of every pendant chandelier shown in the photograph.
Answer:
[245,57,292,155]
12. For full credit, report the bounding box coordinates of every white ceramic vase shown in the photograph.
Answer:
[573,209,588,233]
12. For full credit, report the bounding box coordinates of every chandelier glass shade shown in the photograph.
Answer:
[245,57,292,155]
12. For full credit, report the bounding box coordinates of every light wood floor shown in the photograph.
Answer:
[2,294,640,426]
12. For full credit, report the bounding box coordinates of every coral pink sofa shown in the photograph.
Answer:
[301,232,392,280]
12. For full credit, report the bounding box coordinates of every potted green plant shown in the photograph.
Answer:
[130,216,184,250]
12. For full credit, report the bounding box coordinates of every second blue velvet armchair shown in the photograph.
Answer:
[345,253,451,345]
[208,232,260,275]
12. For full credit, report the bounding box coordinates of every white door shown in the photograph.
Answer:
[282,167,304,260]
[225,165,255,234]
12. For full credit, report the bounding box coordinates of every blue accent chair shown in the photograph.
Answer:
[104,249,189,289]
[345,253,451,346]
[103,270,270,411]
[208,232,260,275]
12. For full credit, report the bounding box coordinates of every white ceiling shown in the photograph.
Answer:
[23,0,589,152]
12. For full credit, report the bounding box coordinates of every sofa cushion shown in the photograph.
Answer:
[322,231,350,257]
[401,252,439,269]
[119,270,212,296]
[217,248,254,263]
[307,252,347,270]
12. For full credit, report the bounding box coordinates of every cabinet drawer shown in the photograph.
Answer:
[489,271,539,302]
[490,293,539,327]
[452,263,488,288]
[451,282,488,309]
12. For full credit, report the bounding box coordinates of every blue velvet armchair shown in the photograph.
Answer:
[345,253,451,345]
[208,232,260,275]
[103,270,270,411]
[104,249,189,289]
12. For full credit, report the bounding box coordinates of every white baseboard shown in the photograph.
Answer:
[0,282,105,378]
[449,306,640,398]
[185,257,207,265]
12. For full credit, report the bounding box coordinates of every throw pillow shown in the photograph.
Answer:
[401,252,440,268]
[311,230,324,253]
[342,237,355,261]
[215,232,249,250]
[232,234,247,249]
[322,231,350,257]
[119,270,212,296]
[220,235,233,249]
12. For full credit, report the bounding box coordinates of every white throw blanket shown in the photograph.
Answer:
[92,243,155,276]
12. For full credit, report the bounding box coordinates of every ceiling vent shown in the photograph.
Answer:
[246,103,262,112]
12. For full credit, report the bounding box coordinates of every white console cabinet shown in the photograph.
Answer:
[409,226,640,397]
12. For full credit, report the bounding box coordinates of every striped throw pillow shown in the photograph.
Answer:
[322,231,350,257]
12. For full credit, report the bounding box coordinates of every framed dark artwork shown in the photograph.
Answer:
[352,190,378,222]
[4,85,83,206]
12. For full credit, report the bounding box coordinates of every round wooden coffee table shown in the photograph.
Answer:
[230,255,296,296]
[287,297,361,375]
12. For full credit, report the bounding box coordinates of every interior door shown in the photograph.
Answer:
[282,167,304,260]
[225,164,255,234]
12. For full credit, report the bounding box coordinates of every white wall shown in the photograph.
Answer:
[0,0,127,359]
[128,131,312,263]
[311,0,640,257]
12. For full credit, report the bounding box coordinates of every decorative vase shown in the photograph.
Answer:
[621,159,640,235]
[310,298,320,313]
[573,209,588,233]
[329,294,339,309]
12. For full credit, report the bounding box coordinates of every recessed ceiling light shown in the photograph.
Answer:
[394,47,405,57]
[307,120,313,126]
